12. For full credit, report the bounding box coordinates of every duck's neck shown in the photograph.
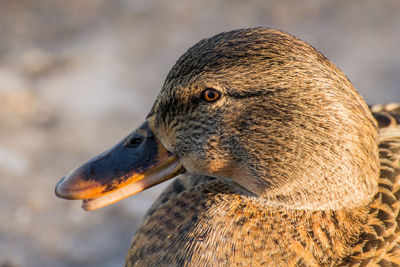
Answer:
[228,160,379,210]
[263,174,378,210]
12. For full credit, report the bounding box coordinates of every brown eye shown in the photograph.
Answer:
[201,88,221,102]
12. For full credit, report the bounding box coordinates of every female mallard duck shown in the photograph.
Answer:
[55,28,400,266]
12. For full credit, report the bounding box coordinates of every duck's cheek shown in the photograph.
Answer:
[179,157,205,174]
[180,154,234,178]
[156,126,178,153]
[179,156,221,176]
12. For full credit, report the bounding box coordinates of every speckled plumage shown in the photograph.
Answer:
[126,105,400,266]
[124,29,400,266]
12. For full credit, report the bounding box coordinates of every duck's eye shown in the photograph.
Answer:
[201,88,221,102]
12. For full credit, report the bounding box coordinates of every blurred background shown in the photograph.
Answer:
[0,0,399,266]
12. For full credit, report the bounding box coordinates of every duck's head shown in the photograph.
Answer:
[56,28,379,211]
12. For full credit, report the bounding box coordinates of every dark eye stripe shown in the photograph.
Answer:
[226,90,273,99]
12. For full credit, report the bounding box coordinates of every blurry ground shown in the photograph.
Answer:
[0,0,399,266]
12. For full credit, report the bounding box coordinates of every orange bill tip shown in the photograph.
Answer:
[55,120,185,210]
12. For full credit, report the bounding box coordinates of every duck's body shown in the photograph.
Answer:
[55,28,400,266]
[127,105,400,266]
[128,178,367,266]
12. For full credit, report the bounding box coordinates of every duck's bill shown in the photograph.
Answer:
[55,120,184,211]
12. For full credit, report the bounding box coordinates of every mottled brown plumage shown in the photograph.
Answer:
[122,29,400,266]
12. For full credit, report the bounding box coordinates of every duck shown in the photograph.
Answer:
[55,28,400,266]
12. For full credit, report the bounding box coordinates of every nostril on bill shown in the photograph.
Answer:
[125,136,144,148]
